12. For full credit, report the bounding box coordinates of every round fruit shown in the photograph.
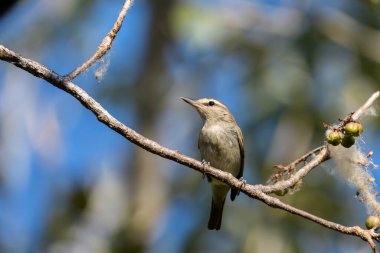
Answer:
[365,216,380,229]
[326,130,343,146]
[341,135,355,148]
[345,122,363,137]
[358,122,364,134]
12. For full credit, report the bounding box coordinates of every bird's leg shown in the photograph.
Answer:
[201,159,210,179]
[237,177,247,195]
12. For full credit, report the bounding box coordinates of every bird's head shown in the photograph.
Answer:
[181,97,235,123]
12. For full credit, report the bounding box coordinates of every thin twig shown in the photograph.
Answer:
[352,91,380,121]
[288,145,327,167]
[1,44,380,251]
[258,146,330,193]
[270,145,327,181]
[64,0,134,81]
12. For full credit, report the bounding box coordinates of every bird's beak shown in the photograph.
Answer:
[181,97,208,121]
[181,97,201,109]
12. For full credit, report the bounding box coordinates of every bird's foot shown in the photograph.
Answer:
[201,159,210,179]
[237,177,247,195]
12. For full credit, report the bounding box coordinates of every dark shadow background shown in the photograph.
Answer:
[1,0,380,252]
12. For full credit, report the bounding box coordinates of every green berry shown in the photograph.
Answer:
[326,130,343,146]
[358,122,364,134]
[345,122,363,137]
[341,135,355,148]
[365,216,380,229]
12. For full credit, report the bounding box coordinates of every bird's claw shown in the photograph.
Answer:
[237,177,247,195]
[201,159,210,179]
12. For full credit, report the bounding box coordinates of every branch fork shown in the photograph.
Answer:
[64,0,134,82]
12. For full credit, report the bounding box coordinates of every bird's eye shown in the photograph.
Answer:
[208,101,215,106]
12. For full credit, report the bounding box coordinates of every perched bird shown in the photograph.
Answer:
[181,97,244,230]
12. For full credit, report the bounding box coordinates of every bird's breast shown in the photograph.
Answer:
[198,124,241,176]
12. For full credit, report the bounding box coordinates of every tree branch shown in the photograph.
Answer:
[353,91,380,121]
[255,190,380,253]
[64,0,134,82]
[256,145,330,193]
[1,43,380,251]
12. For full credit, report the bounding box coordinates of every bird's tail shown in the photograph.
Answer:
[208,196,226,230]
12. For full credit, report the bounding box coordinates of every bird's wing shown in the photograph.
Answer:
[230,126,245,201]
[236,126,245,180]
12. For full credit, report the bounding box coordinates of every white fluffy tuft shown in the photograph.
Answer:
[329,144,380,215]
[94,53,111,82]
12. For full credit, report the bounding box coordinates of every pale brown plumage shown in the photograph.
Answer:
[181,97,244,230]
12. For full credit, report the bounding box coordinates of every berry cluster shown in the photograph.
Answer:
[326,121,363,148]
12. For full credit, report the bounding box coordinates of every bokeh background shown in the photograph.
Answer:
[1,0,380,252]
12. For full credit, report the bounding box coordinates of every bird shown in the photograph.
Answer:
[181,97,244,230]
